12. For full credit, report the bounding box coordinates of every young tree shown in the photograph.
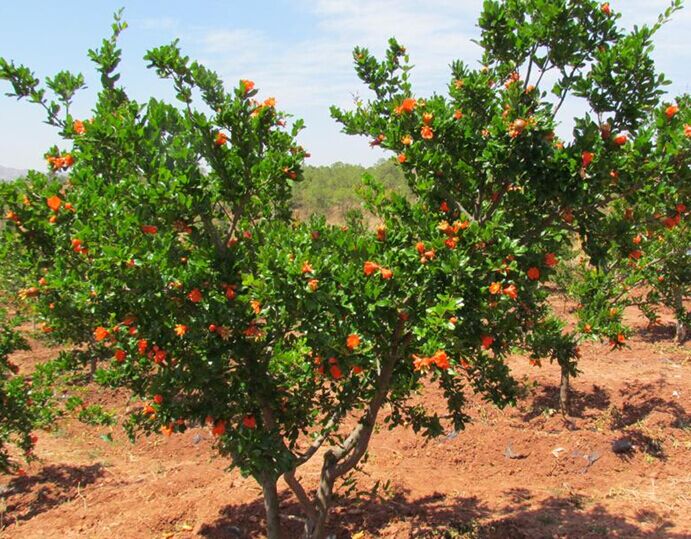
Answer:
[332,0,684,413]
[2,14,518,538]
[0,310,35,474]
[571,94,689,344]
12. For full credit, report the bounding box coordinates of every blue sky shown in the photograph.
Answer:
[1,0,689,170]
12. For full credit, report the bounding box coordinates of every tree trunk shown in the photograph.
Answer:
[260,475,282,539]
[673,287,688,344]
[559,363,570,416]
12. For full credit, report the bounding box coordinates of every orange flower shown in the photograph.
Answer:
[241,79,255,93]
[632,234,642,245]
[141,225,158,235]
[114,349,126,362]
[544,253,558,267]
[214,132,228,146]
[503,283,518,300]
[481,335,494,349]
[187,288,203,303]
[416,241,426,255]
[302,261,314,274]
[665,104,679,119]
[397,153,407,164]
[376,225,386,241]
[93,326,110,341]
[263,97,276,108]
[489,282,502,295]
[144,404,156,416]
[613,134,627,146]
[454,109,463,120]
[63,154,75,168]
[5,210,20,223]
[422,112,434,125]
[346,333,361,351]
[174,324,188,337]
[444,237,457,249]
[583,324,592,333]
[628,250,642,260]
[161,424,174,437]
[401,135,413,145]
[420,125,434,140]
[242,415,256,429]
[308,278,319,291]
[601,2,611,15]
[46,195,62,211]
[685,124,691,137]
[48,215,57,224]
[363,260,380,276]
[251,300,261,314]
[431,350,450,369]
[527,267,540,281]
[380,268,393,280]
[394,97,417,115]
[562,208,574,224]
[73,120,86,135]
[213,420,227,436]
[617,333,626,344]
[412,354,432,372]
[581,151,594,168]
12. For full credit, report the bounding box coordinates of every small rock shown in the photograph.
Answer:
[611,438,634,454]
[192,433,203,444]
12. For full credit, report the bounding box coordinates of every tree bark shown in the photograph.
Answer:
[559,363,570,416]
[673,287,688,344]
[260,475,282,539]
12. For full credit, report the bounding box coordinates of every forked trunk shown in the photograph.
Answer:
[559,364,570,416]
[260,476,282,539]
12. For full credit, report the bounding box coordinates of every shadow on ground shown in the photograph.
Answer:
[1,463,105,526]
[198,487,684,538]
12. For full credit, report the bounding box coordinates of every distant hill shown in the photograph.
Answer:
[0,165,28,181]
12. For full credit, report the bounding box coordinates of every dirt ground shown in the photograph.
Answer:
[1,296,689,539]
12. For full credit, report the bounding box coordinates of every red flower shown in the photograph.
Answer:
[628,250,642,260]
[581,151,594,168]
[380,268,394,280]
[224,284,237,300]
[444,237,457,249]
[329,365,343,380]
[213,420,227,436]
[601,2,611,15]
[665,104,679,119]
[308,278,319,291]
[215,132,228,146]
[242,416,256,429]
[153,349,167,364]
[46,195,62,212]
[394,97,417,115]
[431,350,450,370]
[544,253,558,267]
[301,261,314,274]
[241,79,255,94]
[153,394,163,405]
[138,339,149,355]
[481,335,495,350]
[346,334,361,351]
[376,225,386,241]
[114,349,126,362]
[93,326,110,341]
[141,225,158,235]
[440,201,450,212]
[527,267,540,281]
[420,125,434,140]
[416,241,426,255]
[503,284,518,300]
[363,261,380,276]
[613,134,627,146]
[187,288,203,303]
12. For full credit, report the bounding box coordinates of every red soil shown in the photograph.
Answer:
[1,296,689,538]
